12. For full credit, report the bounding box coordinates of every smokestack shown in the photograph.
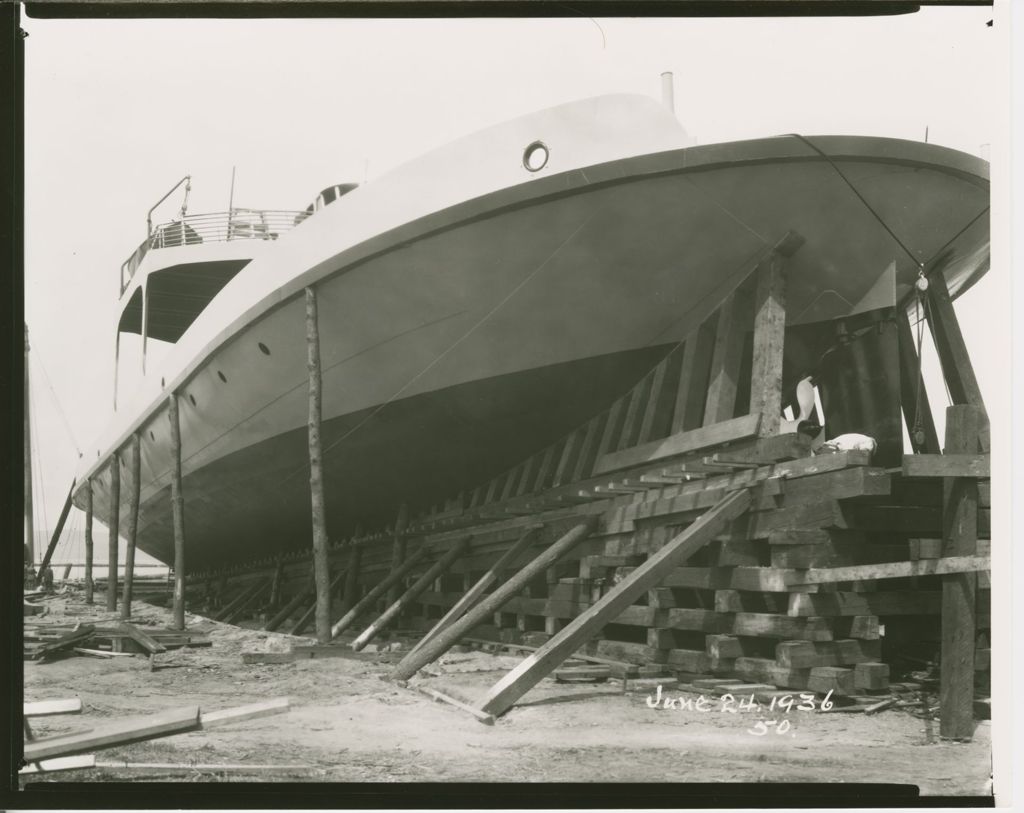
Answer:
[660,71,675,114]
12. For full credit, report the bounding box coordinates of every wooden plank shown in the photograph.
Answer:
[902,454,989,478]
[200,698,290,730]
[749,252,787,437]
[940,404,980,740]
[595,414,761,476]
[788,591,942,617]
[24,698,83,717]
[386,504,410,607]
[594,397,628,461]
[897,310,940,454]
[775,639,881,669]
[477,489,751,717]
[926,272,989,452]
[501,463,525,501]
[572,413,607,482]
[290,569,347,635]
[672,314,719,433]
[638,350,682,444]
[704,286,752,426]
[121,433,142,620]
[118,622,166,654]
[390,519,599,681]
[617,372,655,451]
[410,527,543,656]
[514,456,538,498]
[786,556,989,586]
[24,706,201,761]
[531,445,559,493]
[730,613,834,641]
[352,537,472,650]
[19,755,96,775]
[552,428,584,487]
[106,453,120,612]
[412,685,495,726]
[330,546,428,638]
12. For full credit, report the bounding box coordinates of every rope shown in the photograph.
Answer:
[31,351,82,457]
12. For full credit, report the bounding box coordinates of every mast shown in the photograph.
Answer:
[24,324,34,573]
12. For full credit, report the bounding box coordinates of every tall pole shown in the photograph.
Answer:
[169,394,187,630]
[120,434,141,620]
[84,480,94,604]
[386,503,409,607]
[306,286,332,643]
[24,324,35,574]
[107,452,121,612]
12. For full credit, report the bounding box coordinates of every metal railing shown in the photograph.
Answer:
[120,208,310,294]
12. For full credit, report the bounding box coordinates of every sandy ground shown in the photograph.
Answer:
[20,591,993,795]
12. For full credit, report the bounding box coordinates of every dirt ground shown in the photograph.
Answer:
[20,591,993,795]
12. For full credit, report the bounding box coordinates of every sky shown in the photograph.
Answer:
[22,7,1007,563]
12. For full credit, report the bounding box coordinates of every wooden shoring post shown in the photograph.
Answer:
[330,545,428,639]
[84,479,94,605]
[120,434,141,620]
[477,489,751,718]
[896,310,940,454]
[24,325,34,575]
[340,542,362,615]
[638,350,683,445]
[672,313,719,433]
[749,251,787,437]
[168,393,187,631]
[352,536,472,651]
[386,503,410,607]
[268,557,285,609]
[926,273,990,452]
[107,452,121,611]
[939,404,980,740]
[410,525,543,656]
[616,372,654,451]
[704,285,752,426]
[290,569,346,635]
[390,517,598,682]
[305,286,332,644]
[263,568,314,631]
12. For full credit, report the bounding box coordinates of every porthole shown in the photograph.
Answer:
[258,342,271,356]
[523,140,549,172]
[189,393,197,407]
[217,370,228,383]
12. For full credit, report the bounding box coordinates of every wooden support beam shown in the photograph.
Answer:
[107,452,120,612]
[595,397,627,461]
[617,372,654,451]
[638,349,683,444]
[24,706,201,762]
[340,542,362,615]
[120,434,141,620]
[897,310,940,453]
[410,526,542,656]
[411,685,495,725]
[902,454,989,479]
[84,480,94,605]
[477,489,751,718]
[268,557,285,609]
[940,404,980,741]
[118,622,166,654]
[199,698,290,730]
[330,546,428,639]
[168,393,187,631]
[926,273,989,451]
[749,252,787,437]
[532,445,558,493]
[553,428,584,487]
[704,286,752,426]
[264,571,314,632]
[386,504,410,606]
[305,286,332,644]
[352,537,472,650]
[290,569,346,635]
[785,555,989,586]
[672,314,719,433]
[213,578,269,623]
[595,414,761,476]
[391,518,599,681]
[572,414,606,483]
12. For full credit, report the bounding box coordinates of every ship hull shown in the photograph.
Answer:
[74,116,989,571]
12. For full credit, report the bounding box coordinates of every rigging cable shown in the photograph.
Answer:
[32,350,83,457]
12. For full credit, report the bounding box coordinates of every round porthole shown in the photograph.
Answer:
[258,342,271,356]
[523,140,549,172]
[189,393,197,407]
[217,370,228,383]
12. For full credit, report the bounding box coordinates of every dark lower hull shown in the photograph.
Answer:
[135,345,670,570]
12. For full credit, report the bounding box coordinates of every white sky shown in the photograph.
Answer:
[23,8,1006,549]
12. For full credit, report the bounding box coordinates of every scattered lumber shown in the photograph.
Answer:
[91,761,319,775]
[118,621,166,654]
[199,698,290,730]
[412,685,495,725]
[785,556,990,586]
[19,755,96,775]
[26,625,96,660]
[24,706,201,761]
[24,698,82,716]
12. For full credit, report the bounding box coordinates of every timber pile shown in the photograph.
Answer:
[24,621,211,660]
[21,697,290,777]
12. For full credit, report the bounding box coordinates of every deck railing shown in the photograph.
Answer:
[120,208,310,294]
